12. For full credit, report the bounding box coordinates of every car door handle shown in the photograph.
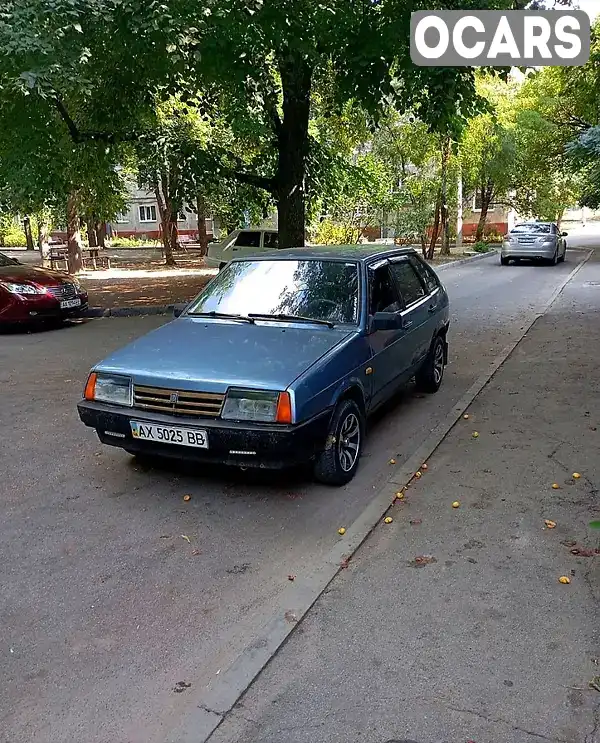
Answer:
[404,320,413,328]
[428,304,437,313]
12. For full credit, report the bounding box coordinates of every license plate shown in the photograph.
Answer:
[130,421,208,449]
[60,298,81,309]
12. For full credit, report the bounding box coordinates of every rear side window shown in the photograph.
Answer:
[263,232,279,249]
[234,231,261,248]
[389,261,425,307]
[408,256,439,294]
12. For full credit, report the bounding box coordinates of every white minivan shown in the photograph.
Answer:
[205,229,279,269]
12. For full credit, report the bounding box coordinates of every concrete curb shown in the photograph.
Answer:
[164,250,592,743]
[84,304,185,318]
[433,248,498,271]
[82,251,497,320]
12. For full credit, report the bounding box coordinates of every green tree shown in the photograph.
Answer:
[0,0,520,252]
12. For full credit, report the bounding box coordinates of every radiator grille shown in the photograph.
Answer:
[133,385,224,418]
[47,283,78,299]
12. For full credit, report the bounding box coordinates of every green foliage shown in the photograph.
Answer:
[108,236,162,248]
[472,241,491,253]
[310,219,358,246]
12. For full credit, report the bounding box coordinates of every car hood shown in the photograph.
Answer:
[0,264,73,286]
[95,317,356,392]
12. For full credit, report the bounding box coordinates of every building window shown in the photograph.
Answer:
[178,211,187,222]
[139,205,157,222]
[116,211,130,223]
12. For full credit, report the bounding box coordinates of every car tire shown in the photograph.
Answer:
[549,250,558,266]
[415,335,446,394]
[313,398,364,486]
[500,256,509,266]
[559,248,566,263]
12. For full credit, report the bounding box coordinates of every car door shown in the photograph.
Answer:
[366,260,408,410]
[388,257,433,373]
[230,230,262,259]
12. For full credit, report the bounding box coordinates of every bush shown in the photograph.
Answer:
[309,219,359,246]
[109,236,162,248]
[0,226,27,247]
[472,241,492,253]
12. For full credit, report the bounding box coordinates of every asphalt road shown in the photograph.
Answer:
[0,245,594,743]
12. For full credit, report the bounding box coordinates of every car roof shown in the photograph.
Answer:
[231,244,418,262]
[513,221,553,227]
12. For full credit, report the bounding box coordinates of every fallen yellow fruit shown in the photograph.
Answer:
[421,463,428,470]
[552,483,560,490]
[559,576,571,584]
[395,491,404,500]
[472,431,479,438]
[384,517,393,524]
[452,501,460,508]
[463,414,470,419]
[389,458,396,465]
[183,494,191,502]
[544,519,557,529]
[338,527,346,535]
[572,472,581,479]
[415,471,422,478]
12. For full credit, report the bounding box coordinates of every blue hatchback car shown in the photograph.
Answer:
[78,246,449,485]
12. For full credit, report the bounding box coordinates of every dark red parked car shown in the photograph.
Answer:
[0,252,88,325]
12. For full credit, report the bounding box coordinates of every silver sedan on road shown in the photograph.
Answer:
[501,222,568,266]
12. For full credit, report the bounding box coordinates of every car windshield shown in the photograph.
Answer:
[0,252,19,267]
[511,223,551,234]
[187,259,360,325]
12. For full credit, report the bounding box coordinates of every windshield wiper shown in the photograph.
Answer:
[248,313,335,328]
[187,310,255,324]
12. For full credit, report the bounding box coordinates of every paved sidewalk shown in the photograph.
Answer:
[210,255,600,742]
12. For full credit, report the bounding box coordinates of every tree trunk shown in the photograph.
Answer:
[427,197,441,260]
[421,234,428,257]
[66,193,83,273]
[196,195,209,255]
[439,136,451,256]
[275,54,312,249]
[37,218,50,265]
[96,222,106,248]
[86,217,98,248]
[155,182,176,267]
[169,216,179,252]
[23,217,35,251]
[475,180,494,242]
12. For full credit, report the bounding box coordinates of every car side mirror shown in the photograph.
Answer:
[561,231,568,237]
[370,311,403,332]
[173,304,184,318]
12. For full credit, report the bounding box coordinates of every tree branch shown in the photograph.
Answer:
[232,170,276,194]
[54,96,141,144]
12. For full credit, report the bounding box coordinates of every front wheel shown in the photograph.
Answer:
[500,256,509,266]
[415,335,446,393]
[313,399,364,486]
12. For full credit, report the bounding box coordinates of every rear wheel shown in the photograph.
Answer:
[549,249,558,266]
[559,247,566,263]
[415,335,446,393]
[313,399,364,486]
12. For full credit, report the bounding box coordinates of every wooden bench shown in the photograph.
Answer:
[49,247,112,271]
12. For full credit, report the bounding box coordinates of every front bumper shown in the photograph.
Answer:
[0,292,89,323]
[77,400,331,469]
[501,244,555,260]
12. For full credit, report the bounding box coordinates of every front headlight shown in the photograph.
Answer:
[0,282,46,295]
[222,388,291,423]
[84,372,132,406]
